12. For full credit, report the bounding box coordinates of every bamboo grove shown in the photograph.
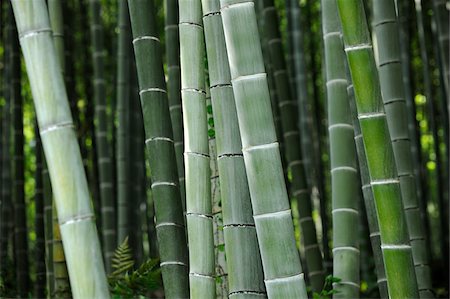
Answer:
[0,0,448,298]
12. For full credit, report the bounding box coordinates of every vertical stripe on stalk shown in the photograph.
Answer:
[372,1,434,296]
[179,0,216,297]
[11,1,111,297]
[336,1,419,298]
[127,0,189,297]
[322,0,360,297]
[260,0,324,291]
[202,0,266,297]
[221,1,308,297]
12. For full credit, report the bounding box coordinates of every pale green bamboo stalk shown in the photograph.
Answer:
[179,1,216,297]
[88,0,116,269]
[127,0,189,297]
[164,0,186,207]
[261,1,324,291]
[321,0,360,297]
[336,1,419,298]
[202,1,266,297]
[372,1,434,296]
[11,1,110,297]
[221,1,307,297]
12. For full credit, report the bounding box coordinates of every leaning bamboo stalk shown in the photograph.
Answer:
[178,0,216,297]
[88,0,116,269]
[202,1,266,296]
[11,1,111,297]
[336,1,419,297]
[164,0,186,207]
[321,0,360,297]
[221,1,307,297]
[261,0,324,290]
[371,1,434,296]
[127,0,189,297]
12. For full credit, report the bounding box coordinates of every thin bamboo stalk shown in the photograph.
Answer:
[11,1,111,297]
[164,0,186,208]
[261,0,324,291]
[202,1,266,297]
[372,1,434,296]
[53,204,71,298]
[88,0,116,269]
[221,1,308,297]
[43,158,54,296]
[178,1,216,297]
[321,0,360,297]
[127,0,189,297]
[10,5,30,295]
[336,1,419,297]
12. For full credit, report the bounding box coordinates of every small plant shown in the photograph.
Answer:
[108,237,161,298]
[312,275,341,299]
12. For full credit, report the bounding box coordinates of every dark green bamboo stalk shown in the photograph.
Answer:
[322,0,360,297]
[202,1,266,297]
[43,159,54,296]
[34,124,47,298]
[221,1,308,297]
[261,0,324,291]
[347,85,388,299]
[432,0,449,98]
[53,204,71,298]
[127,1,189,297]
[88,0,116,269]
[372,1,434,296]
[178,1,215,296]
[10,5,29,295]
[116,0,131,246]
[336,1,419,297]
[164,0,186,208]
[11,1,111,297]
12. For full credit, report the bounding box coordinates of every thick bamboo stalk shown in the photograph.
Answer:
[178,1,216,297]
[260,0,324,291]
[88,0,116,269]
[221,1,308,297]
[372,1,434,297]
[11,1,110,297]
[202,1,266,297]
[348,82,389,299]
[34,125,47,298]
[321,0,360,297]
[164,0,186,207]
[9,6,30,295]
[127,0,189,297]
[116,0,132,246]
[336,1,419,297]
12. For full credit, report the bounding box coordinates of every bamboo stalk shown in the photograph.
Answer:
[321,0,360,297]
[88,0,116,269]
[260,0,324,291]
[11,1,111,297]
[127,0,189,297]
[336,1,419,297]
[221,1,308,297]
[202,1,266,296]
[178,0,216,297]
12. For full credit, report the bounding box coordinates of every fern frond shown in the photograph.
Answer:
[111,236,134,277]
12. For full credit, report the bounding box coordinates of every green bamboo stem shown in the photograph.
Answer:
[261,0,324,291]
[53,204,71,298]
[34,124,47,298]
[48,0,64,71]
[372,1,434,296]
[321,0,360,297]
[164,0,186,208]
[11,1,111,297]
[10,6,30,295]
[347,85,388,298]
[116,0,132,246]
[432,0,449,98]
[336,1,419,298]
[88,0,116,269]
[43,159,55,297]
[202,1,266,297]
[127,0,189,297]
[221,1,307,297]
[178,1,216,297]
